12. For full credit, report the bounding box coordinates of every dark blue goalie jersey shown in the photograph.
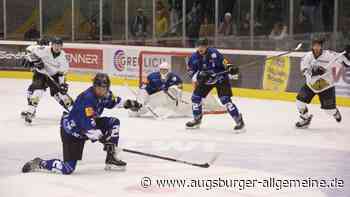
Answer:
[143,72,182,95]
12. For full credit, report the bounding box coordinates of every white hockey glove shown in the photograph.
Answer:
[85,129,103,142]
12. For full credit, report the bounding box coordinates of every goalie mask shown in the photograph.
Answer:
[159,62,170,80]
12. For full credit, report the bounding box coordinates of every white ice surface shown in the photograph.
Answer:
[0,78,349,197]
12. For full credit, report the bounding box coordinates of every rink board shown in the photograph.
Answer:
[0,70,349,107]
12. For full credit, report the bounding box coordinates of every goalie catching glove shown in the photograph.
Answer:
[123,99,142,112]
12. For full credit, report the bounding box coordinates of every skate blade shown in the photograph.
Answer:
[104,164,126,171]
[233,128,246,134]
[295,125,309,129]
[24,120,32,126]
[186,125,200,130]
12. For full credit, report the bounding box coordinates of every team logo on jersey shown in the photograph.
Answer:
[113,50,126,71]
[85,107,95,117]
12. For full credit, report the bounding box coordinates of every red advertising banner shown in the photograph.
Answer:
[64,48,103,70]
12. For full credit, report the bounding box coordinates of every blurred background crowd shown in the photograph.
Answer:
[0,0,349,51]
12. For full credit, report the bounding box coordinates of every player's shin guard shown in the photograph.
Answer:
[296,100,313,128]
[22,157,76,174]
[53,93,74,111]
[39,159,76,174]
[22,90,44,124]
[219,96,245,130]
[324,108,342,122]
[186,94,203,129]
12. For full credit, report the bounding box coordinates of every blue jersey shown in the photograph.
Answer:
[187,47,228,83]
[144,72,182,95]
[61,87,122,139]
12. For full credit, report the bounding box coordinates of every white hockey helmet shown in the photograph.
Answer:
[159,62,170,79]
[159,62,170,70]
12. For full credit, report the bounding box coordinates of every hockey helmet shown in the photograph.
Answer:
[51,37,63,45]
[36,37,50,46]
[196,37,209,47]
[93,73,111,89]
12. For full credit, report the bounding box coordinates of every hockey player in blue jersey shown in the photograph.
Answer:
[130,62,183,116]
[22,73,142,174]
[143,62,183,96]
[186,38,245,131]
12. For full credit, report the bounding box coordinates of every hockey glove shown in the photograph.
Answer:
[59,83,69,94]
[227,64,239,75]
[85,129,103,142]
[21,58,33,68]
[32,59,45,70]
[311,66,326,77]
[197,71,215,85]
[123,99,142,112]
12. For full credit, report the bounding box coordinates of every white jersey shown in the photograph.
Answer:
[301,50,348,93]
[27,45,69,76]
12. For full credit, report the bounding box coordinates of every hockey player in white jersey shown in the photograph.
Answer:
[21,37,73,124]
[295,38,350,128]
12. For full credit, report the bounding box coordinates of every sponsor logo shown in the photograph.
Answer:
[64,48,103,69]
[113,49,138,72]
[333,66,350,84]
[0,50,26,60]
[143,56,168,68]
[114,50,126,71]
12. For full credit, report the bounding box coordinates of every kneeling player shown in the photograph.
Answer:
[21,37,73,124]
[295,38,350,128]
[130,62,183,116]
[22,73,142,174]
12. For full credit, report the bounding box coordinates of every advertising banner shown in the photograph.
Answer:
[333,66,350,97]
[262,56,291,92]
[0,44,28,70]
[106,48,140,79]
[64,48,103,70]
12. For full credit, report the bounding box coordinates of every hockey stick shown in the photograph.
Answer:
[123,82,162,119]
[215,42,304,77]
[185,43,303,82]
[122,148,213,168]
[29,58,74,112]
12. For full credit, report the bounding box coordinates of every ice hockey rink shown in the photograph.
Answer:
[0,78,349,197]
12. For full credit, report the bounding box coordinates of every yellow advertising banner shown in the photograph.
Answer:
[263,56,291,92]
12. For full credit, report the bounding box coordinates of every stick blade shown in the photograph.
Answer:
[295,43,303,51]
[193,163,210,168]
